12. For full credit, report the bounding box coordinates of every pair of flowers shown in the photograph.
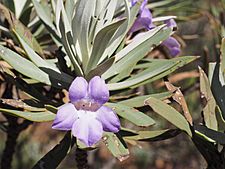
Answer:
[130,0,181,57]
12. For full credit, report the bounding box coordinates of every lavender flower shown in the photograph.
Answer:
[131,0,147,12]
[52,76,120,147]
[130,1,181,57]
[129,0,154,33]
[164,18,177,29]
[162,37,181,57]
[162,19,181,57]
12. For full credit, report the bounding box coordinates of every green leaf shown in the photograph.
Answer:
[90,0,114,37]
[199,67,218,130]
[15,31,59,72]
[102,0,118,25]
[194,125,225,145]
[191,132,221,166]
[103,132,129,161]
[147,0,174,8]
[19,2,33,26]
[211,63,225,120]
[0,3,43,54]
[32,0,56,32]
[152,16,176,22]
[119,127,138,137]
[0,45,73,88]
[107,56,197,91]
[0,45,51,85]
[45,104,58,114]
[3,74,51,103]
[72,0,96,67]
[65,0,76,25]
[145,97,192,137]
[118,91,173,107]
[0,108,55,122]
[103,26,171,81]
[58,16,83,76]
[124,129,181,141]
[15,26,74,84]
[85,18,125,73]
[215,106,225,132]
[32,132,75,169]
[99,0,140,62]
[56,0,72,33]
[221,38,225,73]
[106,103,155,127]
[86,57,115,80]
[14,0,30,18]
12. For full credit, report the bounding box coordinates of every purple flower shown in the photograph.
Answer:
[131,0,148,12]
[129,0,154,33]
[162,37,181,57]
[52,76,120,147]
[130,1,181,57]
[162,19,180,57]
[164,19,177,29]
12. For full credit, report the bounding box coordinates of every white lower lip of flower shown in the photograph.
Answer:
[77,110,97,119]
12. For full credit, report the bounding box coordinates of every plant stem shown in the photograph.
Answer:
[1,116,19,169]
[75,148,89,169]
[0,115,31,169]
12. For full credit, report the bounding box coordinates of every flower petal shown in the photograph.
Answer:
[88,76,109,105]
[131,0,147,12]
[96,106,120,132]
[129,8,154,33]
[162,37,181,57]
[52,103,78,130]
[164,19,177,29]
[72,116,103,147]
[69,77,88,103]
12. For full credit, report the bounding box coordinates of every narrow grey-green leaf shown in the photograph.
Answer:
[0,108,55,122]
[199,66,218,131]
[119,91,173,107]
[86,18,125,73]
[15,32,58,71]
[99,0,139,62]
[103,26,171,81]
[58,13,83,76]
[32,0,56,32]
[14,32,74,87]
[221,38,225,74]
[72,0,96,67]
[103,132,129,161]
[0,3,43,54]
[194,125,225,145]
[86,57,115,80]
[0,45,51,85]
[211,63,225,120]
[107,56,197,90]
[106,103,155,127]
[215,106,225,132]
[124,129,181,142]
[65,0,76,25]
[145,97,192,137]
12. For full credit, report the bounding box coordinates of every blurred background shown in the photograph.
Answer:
[0,0,225,168]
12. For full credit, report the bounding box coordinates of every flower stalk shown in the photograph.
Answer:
[75,148,89,169]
